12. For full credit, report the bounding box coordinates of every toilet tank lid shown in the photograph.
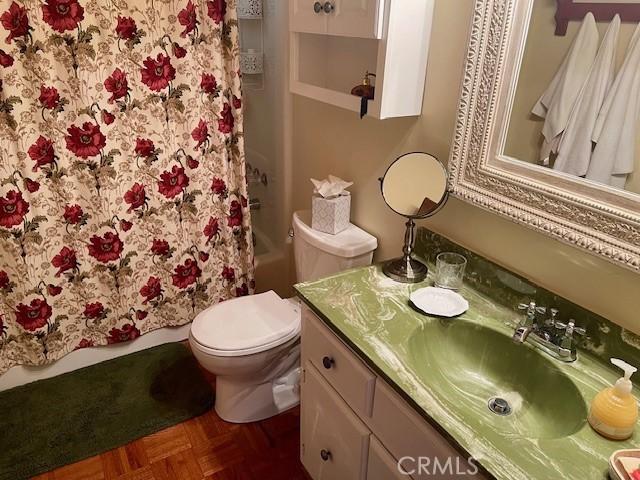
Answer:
[293,210,378,258]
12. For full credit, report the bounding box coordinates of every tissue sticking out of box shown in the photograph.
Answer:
[311,175,353,199]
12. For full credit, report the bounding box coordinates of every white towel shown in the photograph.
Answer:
[532,12,599,164]
[587,22,640,188]
[554,15,620,177]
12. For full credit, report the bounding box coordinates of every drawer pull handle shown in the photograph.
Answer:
[313,1,322,13]
[322,356,335,369]
[320,449,332,461]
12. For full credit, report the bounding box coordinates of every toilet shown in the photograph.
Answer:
[189,210,377,423]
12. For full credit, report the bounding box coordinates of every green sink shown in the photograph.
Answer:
[409,319,587,440]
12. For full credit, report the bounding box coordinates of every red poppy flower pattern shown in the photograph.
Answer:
[158,165,189,198]
[191,119,209,148]
[151,239,170,257]
[172,259,201,289]
[63,204,83,224]
[83,302,104,319]
[107,324,140,344]
[41,0,84,33]
[65,122,106,159]
[28,136,55,171]
[201,73,217,94]
[0,0,253,375]
[207,0,226,24]
[178,0,197,38]
[0,190,29,228]
[217,103,234,134]
[39,86,60,109]
[0,49,13,67]
[104,68,129,104]
[140,276,162,304]
[87,232,123,263]
[134,138,155,157]
[15,299,52,331]
[115,16,136,40]
[1,2,29,43]
[124,183,146,212]
[140,53,175,92]
[51,246,78,277]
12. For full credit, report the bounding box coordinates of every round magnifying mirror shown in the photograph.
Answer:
[379,152,448,283]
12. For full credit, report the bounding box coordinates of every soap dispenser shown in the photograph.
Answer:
[588,358,638,440]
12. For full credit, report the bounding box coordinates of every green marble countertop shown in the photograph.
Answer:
[295,265,638,480]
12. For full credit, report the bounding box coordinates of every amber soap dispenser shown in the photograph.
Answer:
[588,358,638,440]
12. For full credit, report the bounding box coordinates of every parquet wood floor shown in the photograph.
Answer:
[31,364,308,480]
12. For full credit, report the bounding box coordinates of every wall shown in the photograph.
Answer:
[505,0,640,193]
[289,0,640,334]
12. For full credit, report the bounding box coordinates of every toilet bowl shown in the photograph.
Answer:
[189,211,377,423]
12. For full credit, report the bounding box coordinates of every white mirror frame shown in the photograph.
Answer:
[448,0,640,272]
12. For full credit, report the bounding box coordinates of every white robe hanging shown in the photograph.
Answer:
[531,12,599,164]
[554,15,620,177]
[586,23,640,188]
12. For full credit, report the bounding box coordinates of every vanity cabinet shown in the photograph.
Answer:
[290,0,384,39]
[300,305,487,480]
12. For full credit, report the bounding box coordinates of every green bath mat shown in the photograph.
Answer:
[0,342,213,480]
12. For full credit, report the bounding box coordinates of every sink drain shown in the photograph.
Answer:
[488,397,512,416]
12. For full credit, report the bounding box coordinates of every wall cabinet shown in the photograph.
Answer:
[289,0,434,119]
[300,305,488,480]
[291,0,384,39]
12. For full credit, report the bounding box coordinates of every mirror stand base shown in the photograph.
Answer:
[382,256,428,284]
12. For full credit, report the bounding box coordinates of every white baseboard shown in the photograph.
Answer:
[0,323,191,392]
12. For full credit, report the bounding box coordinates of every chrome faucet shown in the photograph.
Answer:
[512,301,586,362]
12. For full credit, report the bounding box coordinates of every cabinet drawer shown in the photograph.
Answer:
[302,308,376,417]
[301,362,370,480]
[367,436,409,480]
[370,380,486,479]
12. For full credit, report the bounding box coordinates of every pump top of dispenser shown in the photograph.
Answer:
[612,358,637,396]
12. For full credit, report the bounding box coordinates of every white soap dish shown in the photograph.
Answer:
[410,287,469,318]
[609,449,640,480]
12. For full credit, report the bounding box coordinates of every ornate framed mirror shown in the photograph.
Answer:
[448,0,640,271]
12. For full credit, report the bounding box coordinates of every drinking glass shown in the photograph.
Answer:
[434,252,467,290]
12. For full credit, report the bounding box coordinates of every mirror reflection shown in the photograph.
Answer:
[381,152,448,218]
[505,0,640,195]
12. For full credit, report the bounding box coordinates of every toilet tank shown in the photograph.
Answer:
[292,210,378,283]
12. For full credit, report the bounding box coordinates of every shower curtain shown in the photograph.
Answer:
[0,0,254,373]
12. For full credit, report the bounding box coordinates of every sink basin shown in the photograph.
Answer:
[409,319,587,440]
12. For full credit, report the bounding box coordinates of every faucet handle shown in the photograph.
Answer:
[518,301,535,311]
[555,320,586,336]
[557,320,586,356]
[518,302,546,320]
[518,302,546,312]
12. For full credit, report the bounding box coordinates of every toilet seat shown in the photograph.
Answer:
[190,291,301,357]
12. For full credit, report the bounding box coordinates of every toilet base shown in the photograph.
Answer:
[214,375,299,423]
[212,342,301,423]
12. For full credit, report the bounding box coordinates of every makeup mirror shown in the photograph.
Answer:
[379,152,448,283]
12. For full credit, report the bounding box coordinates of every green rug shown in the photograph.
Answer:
[0,343,213,480]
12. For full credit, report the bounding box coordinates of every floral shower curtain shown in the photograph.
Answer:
[0,0,254,374]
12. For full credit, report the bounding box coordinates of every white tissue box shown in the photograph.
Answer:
[312,193,351,234]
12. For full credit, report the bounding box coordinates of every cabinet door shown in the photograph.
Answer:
[328,0,384,39]
[290,0,328,34]
[301,362,370,480]
[367,437,409,480]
